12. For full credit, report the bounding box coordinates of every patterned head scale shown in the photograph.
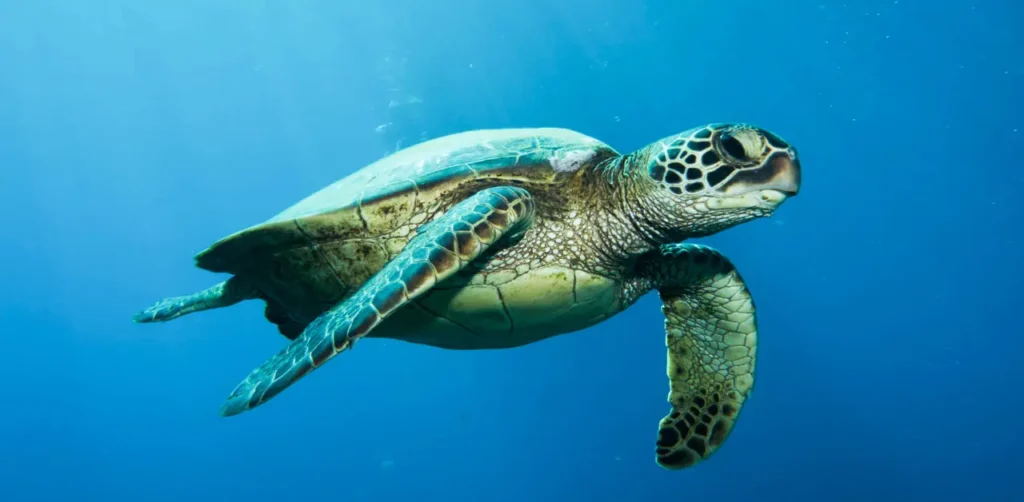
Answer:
[647,123,800,198]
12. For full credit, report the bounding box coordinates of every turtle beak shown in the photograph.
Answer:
[768,151,801,197]
[752,153,800,210]
[720,150,801,199]
[710,150,801,211]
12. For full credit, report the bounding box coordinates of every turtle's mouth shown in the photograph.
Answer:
[760,188,793,203]
[706,189,791,211]
[718,151,802,200]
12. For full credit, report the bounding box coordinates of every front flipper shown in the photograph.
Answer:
[219,186,536,416]
[641,243,758,469]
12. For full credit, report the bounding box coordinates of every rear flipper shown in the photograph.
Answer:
[132,276,257,323]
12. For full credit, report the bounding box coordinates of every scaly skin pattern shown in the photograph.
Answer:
[134,123,801,471]
[373,124,799,346]
[219,186,536,416]
[186,130,618,336]
[628,243,757,469]
[132,277,256,323]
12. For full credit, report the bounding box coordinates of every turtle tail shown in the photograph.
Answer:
[132,276,257,323]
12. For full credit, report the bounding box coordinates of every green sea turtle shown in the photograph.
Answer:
[134,123,801,469]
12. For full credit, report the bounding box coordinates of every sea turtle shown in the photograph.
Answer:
[134,123,801,469]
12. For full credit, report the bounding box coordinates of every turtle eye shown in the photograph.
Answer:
[718,132,749,162]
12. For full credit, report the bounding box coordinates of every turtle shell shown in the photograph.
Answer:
[193,127,618,331]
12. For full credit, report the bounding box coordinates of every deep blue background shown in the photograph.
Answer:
[1,1,1021,501]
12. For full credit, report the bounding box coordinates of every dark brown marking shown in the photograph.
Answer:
[312,346,333,367]
[650,163,667,181]
[371,282,405,316]
[694,423,709,437]
[400,264,435,295]
[693,396,705,407]
[707,404,719,415]
[701,150,720,166]
[709,420,729,447]
[707,166,735,186]
[455,231,480,259]
[722,403,736,417]
[349,309,379,337]
[473,222,495,243]
[659,448,697,468]
[657,426,680,447]
[356,206,370,233]
[428,247,458,275]
[686,437,708,457]
[486,211,509,228]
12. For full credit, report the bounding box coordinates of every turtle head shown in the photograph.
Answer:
[641,123,801,237]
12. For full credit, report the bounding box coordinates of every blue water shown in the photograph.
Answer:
[1,1,1021,501]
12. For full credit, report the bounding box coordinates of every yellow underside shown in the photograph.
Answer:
[371,266,623,349]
